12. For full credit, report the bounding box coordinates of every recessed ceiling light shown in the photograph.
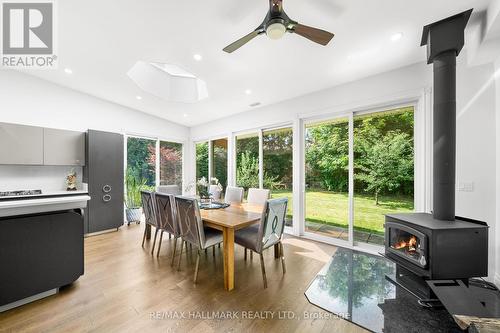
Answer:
[64,68,73,74]
[193,54,202,61]
[183,113,188,117]
[245,89,252,95]
[136,95,142,100]
[391,32,403,42]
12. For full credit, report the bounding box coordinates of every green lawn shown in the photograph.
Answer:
[271,189,413,234]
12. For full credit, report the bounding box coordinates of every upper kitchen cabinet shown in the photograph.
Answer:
[0,123,44,165]
[43,128,85,166]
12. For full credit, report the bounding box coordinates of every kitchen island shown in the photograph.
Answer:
[0,192,90,312]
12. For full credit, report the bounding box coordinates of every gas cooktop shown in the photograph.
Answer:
[0,190,42,197]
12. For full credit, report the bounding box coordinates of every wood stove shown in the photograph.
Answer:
[385,213,488,280]
[384,10,489,285]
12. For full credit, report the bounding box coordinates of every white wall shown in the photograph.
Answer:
[0,70,189,141]
[0,70,190,195]
[191,58,499,281]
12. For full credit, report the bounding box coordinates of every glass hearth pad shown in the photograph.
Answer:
[304,248,462,333]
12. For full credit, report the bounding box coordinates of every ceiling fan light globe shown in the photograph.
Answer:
[266,22,286,40]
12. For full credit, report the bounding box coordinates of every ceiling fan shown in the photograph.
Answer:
[223,0,335,53]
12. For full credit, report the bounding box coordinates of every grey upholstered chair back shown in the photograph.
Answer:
[258,198,288,252]
[154,192,179,236]
[224,186,244,204]
[247,188,270,206]
[157,185,181,195]
[175,196,204,248]
[209,185,222,200]
[141,191,157,227]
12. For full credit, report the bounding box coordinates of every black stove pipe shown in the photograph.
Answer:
[432,51,456,221]
[421,9,472,221]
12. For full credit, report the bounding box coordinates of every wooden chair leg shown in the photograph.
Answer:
[212,246,216,257]
[259,253,267,289]
[205,248,208,255]
[177,240,184,271]
[156,231,164,257]
[244,248,247,261]
[171,237,178,266]
[250,251,253,260]
[194,250,201,283]
[169,233,172,240]
[280,242,286,274]
[218,243,220,248]
[151,228,159,255]
[141,226,147,247]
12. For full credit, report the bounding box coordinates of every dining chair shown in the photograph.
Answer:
[175,196,223,283]
[234,198,288,288]
[209,184,222,200]
[141,190,159,255]
[224,186,244,204]
[157,185,181,195]
[154,192,181,264]
[247,188,270,205]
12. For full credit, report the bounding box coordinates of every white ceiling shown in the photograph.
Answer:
[23,0,492,127]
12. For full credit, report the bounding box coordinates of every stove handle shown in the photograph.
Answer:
[103,194,112,202]
[103,185,112,193]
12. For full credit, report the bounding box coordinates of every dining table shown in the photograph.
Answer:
[200,202,262,291]
[144,201,280,291]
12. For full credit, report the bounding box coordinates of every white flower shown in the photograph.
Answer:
[197,177,208,187]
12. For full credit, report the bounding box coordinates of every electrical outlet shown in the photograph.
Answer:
[457,181,474,192]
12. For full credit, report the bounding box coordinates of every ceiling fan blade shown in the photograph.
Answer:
[292,24,334,46]
[223,30,262,53]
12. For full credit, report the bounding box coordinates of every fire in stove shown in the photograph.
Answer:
[392,236,418,252]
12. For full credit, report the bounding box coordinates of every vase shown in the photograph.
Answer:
[126,207,142,225]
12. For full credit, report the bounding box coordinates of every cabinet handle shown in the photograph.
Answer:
[103,194,111,202]
[103,185,112,193]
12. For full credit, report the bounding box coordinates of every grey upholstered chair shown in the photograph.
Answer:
[141,190,159,255]
[154,192,180,264]
[209,184,222,200]
[175,196,223,283]
[234,198,288,288]
[224,186,244,204]
[247,188,270,205]
[156,185,181,195]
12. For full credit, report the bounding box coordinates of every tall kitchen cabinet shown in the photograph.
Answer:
[84,130,124,234]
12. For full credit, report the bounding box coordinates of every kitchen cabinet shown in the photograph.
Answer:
[43,128,85,166]
[0,122,85,166]
[0,123,44,165]
[84,130,124,233]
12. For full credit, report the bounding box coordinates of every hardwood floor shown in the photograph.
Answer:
[0,224,367,333]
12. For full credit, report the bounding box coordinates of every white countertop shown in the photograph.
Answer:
[0,190,88,200]
[0,194,91,218]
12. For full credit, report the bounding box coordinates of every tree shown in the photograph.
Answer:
[305,121,349,192]
[196,142,209,180]
[355,131,414,204]
[147,142,182,187]
[127,137,156,186]
[236,151,259,189]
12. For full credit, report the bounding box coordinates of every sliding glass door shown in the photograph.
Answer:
[303,105,415,247]
[263,127,293,226]
[305,118,349,241]
[159,141,183,188]
[195,141,209,181]
[211,138,228,190]
[353,107,415,245]
[235,133,260,189]
[126,136,156,188]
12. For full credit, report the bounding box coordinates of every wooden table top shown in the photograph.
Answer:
[200,203,263,229]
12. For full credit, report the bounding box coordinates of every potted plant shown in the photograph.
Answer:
[186,177,223,204]
[125,168,147,225]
